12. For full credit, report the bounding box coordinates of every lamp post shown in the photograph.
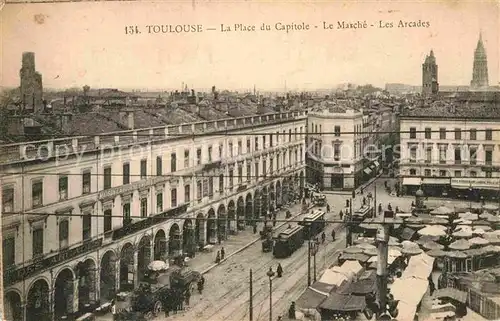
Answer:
[312,241,318,283]
[266,267,275,321]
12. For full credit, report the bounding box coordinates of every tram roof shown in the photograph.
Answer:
[278,225,304,236]
[303,210,325,220]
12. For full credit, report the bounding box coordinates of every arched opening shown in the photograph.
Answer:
[4,291,22,321]
[119,243,135,291]
[100,251,117,303]
[154,230,167,261]
[217,204,227,241]
[282,178,289,204]
[26,279,50,321]
[182,219,195,257]
[227,200,236,234]
[276,181,282,207]
[294,173,299,200]
[168,223,181,257]
[207,208,217,244]
[300,171,305,198]
[245,194,253,226]
[54,268,75,319]
[137,236,152,282]
[77,259,97,312]
[195,213,206,249]
[269,183,276,211]
[254,190,261,219]
[237,196,245,230]
[262,186,269,217]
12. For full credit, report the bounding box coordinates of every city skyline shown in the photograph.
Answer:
[1,1,499,91]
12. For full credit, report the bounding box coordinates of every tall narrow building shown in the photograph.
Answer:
[422,50,439,96]
[470,33,489,89]
[19,52,43,113]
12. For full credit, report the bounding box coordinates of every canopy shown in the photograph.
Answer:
[296,288,327,310]
[401,240,423,255]
[449,239,471,250]
[432,288,467,304]
[458,212,478,221]
[318,270,348,288]
[401,227,417,240]
[147,260,169,271]
[343,246,363,254]
[422,241,444,250]
[427,249,447,257]
[469,237,489,246]
[444,251,467,259]
[418,225,447,237]
[363,248,378,256]
[340,253,370,262]
[431,206,454,215]
[357,243,376,250]
[453,229,473,238]
[483,204,499,211]
[318,293,366,312]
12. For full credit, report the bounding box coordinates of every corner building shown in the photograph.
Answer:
[1,111,307,321]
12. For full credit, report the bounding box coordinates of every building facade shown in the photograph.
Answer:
[306,107,379,190]
[1,111,307,321]
[399,106,500,199]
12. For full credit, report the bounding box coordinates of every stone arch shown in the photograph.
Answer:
[254,189,262,219]
[262,186,269,217]
[154,229,167,261]
[119,242,135,291]
[276,180,282,207]
[282,177,290,204]
[237,196,245,230]
[294,173,299,199]
[76,258,97,311]
[207,208,217,244]
[245,193,253,226]
[195,212,206,249]
[217,204,227,241]
[26,279,50,321]
[269,182,276,212]
[4,290,22,321]
[182,219,195,256]
[300,171,305,198]
[168,223,181,257]
[100,250,117,302]
[137,235,152,282]
[54,267,76,319]
[228,200,236,234]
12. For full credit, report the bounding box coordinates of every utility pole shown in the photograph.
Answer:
[374,183,377,216]
[346,199,353,247]
[376,223,390,319]
[313,243,317,283]
[249,269,253,321]
[307,240,311,286]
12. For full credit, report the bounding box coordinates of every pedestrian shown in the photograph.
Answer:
[272,218,276,227]
[429,279,436,296]
[388,203,392,211]
[221,247,225,260]
[277,316,283,321]
[363,197,366,205]
[111,299,117,321]
[321,232,325,244]
[339,210,343,221]
[378,203,383,214]
[331,229,336,241]
[185,290,191,306]
[197,278,204,294]
[253,224,257,234]
[215,251,221,264]
[161,290,171,317]
[288,301,296,319]
[326,204,331,213]
[277,263,283,277]
[218,233,222,244]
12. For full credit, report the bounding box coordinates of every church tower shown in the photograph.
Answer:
[470,33,489,89]
[422,50,439,96]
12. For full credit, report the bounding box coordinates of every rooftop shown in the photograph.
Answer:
[401,101,500,119]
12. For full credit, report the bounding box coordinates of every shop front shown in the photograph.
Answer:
[421,177,451,197]
[451,178,500,201]
[401,177,421,196]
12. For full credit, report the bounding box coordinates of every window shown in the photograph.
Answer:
[219,144,223,158]
[424,127,431,139]
[454,128,461,140]
[184,150,190,168]
[197,148,202,165]
[156,157,162,176]
[424,169,431,177]
[208,146,213,162]
[3,237,15,268]
[486,171,493,178]
[294,128,297,140]
[123,163,130,184]
[454,148,462,164]
[439,170,447,177]
[439,145,447,164]
[485,129,493,140]
[32,181,43,208]
[255,137,259,151]
[300,147,303,161]
[277,155,281,170]
[171,188,177,207]
[470,148,477,165]
[270,134,273,147]
[229,169,234,188]
[315,124,318,133]
[228,142,233,157]
[184,185,190,203]
[246,164,251,182]
[208,177,214,197]
[334,126,341,137]
[140,160,147,179]
[103,167,111,190]
[469,128,477,140]
[300,126,303,138]
[2,187,14,213]
[270,158,274,173]
[123,203,131,225]
[82,213,91,241]
[409,169,417,176]
[140,198,147,218]
[485,150,493,165]
[247,139,251,153]
[59,176,68,199]
[409,127,417,139]
[32,227,43,258]
[470,171,477,177]
[171,153,177,172]
[263,160,267,178]
[197,181,202,200]
[454,171,462,177]
[263,136,267,149]
[333,143,340,160]
[82,171,91,194]
[254,163,259,181]
[288,130,292,142]
[59,220,69,248]
[439,128,446,140]
[219,174,224,194]
[238,166,243,184]
[409,146,417,163]
[425,147,432,163]
[104,209,112,232]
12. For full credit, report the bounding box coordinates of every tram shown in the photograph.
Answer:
[352,204,375,222]
[273,225,305,258]
[299,209,326,240]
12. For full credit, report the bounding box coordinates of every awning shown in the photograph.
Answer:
[422,178,451,185]
[373,161,380,167]
[296,288,328,309]
[432,288,467,304]
[402,177,421,186]
[318,293,367,312]
[451,178,500,190]
[364,168,372,175]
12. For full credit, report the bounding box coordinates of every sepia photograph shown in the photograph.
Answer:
[0,1,499,321]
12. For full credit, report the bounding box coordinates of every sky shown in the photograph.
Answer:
[1,0,499,91]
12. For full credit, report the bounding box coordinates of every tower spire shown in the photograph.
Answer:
[470,32,489,89]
